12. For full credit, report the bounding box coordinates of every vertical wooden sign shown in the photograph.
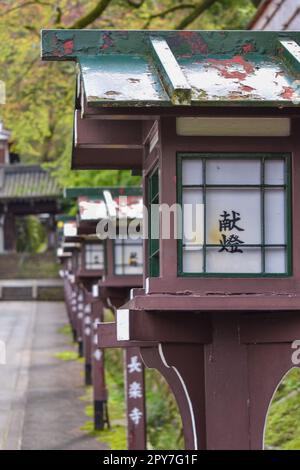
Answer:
[124,347,146,450]
[83,293,92,385]
[76,287,84,357]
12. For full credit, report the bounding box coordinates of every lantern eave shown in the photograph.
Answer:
[42,30,300,108]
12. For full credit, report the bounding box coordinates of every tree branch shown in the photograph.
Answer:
[55,6,63,25]
[68,0,113,29]
[143,4,195,29]
[175,0,219,29]
[251,0,262,6]
[126,0,145,8]
[0,0,53,18]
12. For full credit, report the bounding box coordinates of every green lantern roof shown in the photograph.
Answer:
[41,30,300,107]
[64,187,142,199]
[64,187,143,223]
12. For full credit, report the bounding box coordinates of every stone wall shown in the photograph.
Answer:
[0,250,59,279]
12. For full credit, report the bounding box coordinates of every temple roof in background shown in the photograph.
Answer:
[0,164,61,201]
[249,0,300,31]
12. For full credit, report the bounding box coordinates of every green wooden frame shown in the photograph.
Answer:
[148,167,160,277]
[177,152,292,278]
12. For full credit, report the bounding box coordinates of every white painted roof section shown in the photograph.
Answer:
[103,190,117,219]
[79,192,143,223]
[78,196,108,221]
[63,221,77,237]
[114,195,143,220]
[251,0,300,30]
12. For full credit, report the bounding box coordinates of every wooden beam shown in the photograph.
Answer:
[126,291,300,311]
[74,110,143,147]
[150,37,191,105]
[72,146,143,170]
[97,322,156,348]
[116,310,212,343]
[240,311,300,344]
[278,39,300,75]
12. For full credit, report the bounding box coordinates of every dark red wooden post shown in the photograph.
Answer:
[76,286,84,358]
[98,321,149,450]
[91,293,109,430]
[82,288,93,385]
[69,281,78,342]
[62,272,73,333]
[124,347,146,450]
[3,211,16,251]
[104,289,146,450]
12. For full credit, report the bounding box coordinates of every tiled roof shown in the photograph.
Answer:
[0,164,61,201]
[250,0,300,31]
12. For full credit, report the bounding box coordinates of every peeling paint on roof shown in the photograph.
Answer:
[179,54,300,104]
[41,30,300,107]
[78,193,143,222]
[113,195,143,220]
[64,187,143,223]
[80,56,169,106]
[78,197,108,221]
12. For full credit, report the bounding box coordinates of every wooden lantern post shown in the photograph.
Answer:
[96,188,146,450]
[62,219,84,357]
[43,30,300,450]
[72,191,110,427]
[57,208,110,429]
[65,186,146,448]
[56,216,82,343]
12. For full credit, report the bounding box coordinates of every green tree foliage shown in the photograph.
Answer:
[264,368,300,450]
[16,215,47,252]
[146,369,184,449]
[0,0,257,188]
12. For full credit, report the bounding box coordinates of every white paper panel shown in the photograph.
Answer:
[264,189,285,244]
[206,189,261,245]
[115,245,123,264]
[265,248,286,273]
[85,244,104,270]
[206,159,261,185]
[86,261,103,270]
[122,265,143,275]
[123,243,143,267]
[182,188,204,245]
[264,159,285,185]
[182,247,203,273]
[182,159,203,185]
[114,239,143,274]
[115,266,123,275]
[206,247,262,273]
